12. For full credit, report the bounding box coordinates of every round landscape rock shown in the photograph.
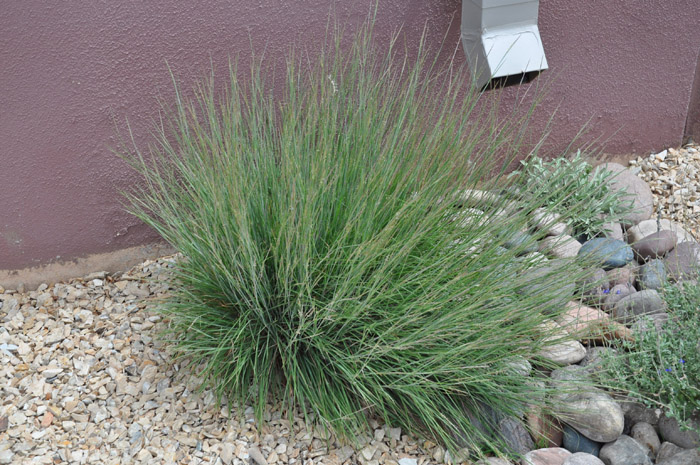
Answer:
[540,235,582,259]
[630,421,660,458]
[599,435,653,465]
[658,413,700,449]
[638,259,667,290]
[664,241,700,281]
[562,452,604,465]
[554,391,624,443]
[655,448,700,465]
[602,284,635,312]
[596,163,654,226]
[626,219,695,244]
[606,264,637,288]
[522,447,572,465]
[563,424,602,457]
[611,289,666,325]
[578,238,634,270]
[631,230,677,261]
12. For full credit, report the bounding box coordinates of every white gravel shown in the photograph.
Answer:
[0,258,445,465]
[628,143,700,239]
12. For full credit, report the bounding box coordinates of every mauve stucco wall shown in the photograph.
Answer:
[1,0,699,270]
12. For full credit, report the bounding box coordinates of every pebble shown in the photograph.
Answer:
[656,441,685,462]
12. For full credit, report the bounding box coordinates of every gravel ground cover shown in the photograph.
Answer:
[629,142,700,239]
[0,259,441,465]
[2,143,700,465]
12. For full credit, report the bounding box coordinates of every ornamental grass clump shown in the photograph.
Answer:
[120,23,604,457]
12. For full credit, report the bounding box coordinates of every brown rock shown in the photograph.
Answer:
[632,230,677,261]
[527,410,564,448]
[557,302,632,342]
[607,264,637,288]
[0,416,7,432]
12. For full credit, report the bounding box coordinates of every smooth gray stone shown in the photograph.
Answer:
[631,422,661,458]
[659,414,700,449]
[664,242,700,281]
[504,230,539,254]
[656,442,685,462]
[619,398,662,429]
[630,312,669,335]
[499,417,535,456]
[554,391,624,443]
[603,284,636,311]
[596,163,654,226]
[656,448,700,465]
[599,435,653,465]
[612,289,666,325]
[638,259,667,290]
[578,268,610,307]
[563,452,605,465]
[579,238,634,270]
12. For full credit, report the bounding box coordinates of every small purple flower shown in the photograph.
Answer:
[666,368,673,372]
[680,359,686,364]
[603,289,610,294]
[615,289,621,294]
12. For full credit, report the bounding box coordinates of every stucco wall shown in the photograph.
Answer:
[2,0,700,272]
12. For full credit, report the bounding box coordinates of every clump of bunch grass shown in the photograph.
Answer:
[601,280,700,433]
[120,21,604,458]
[508,150,634,239]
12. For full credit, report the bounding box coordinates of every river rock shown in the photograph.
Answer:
[500,417,535,456]
[611,289,666,325]
[619,398,662,430]
[664,242,700,281]
[505,231,539,254]
[540,235,582,259]
[606,264,637,288]
[539,335,587,366]
[578,268,610,307]
[522,447,572,465]
[562,424,602,457]
[528,410,564,448]
[632,230,677,261]
[562,452,604,465]
[599,435,653,465]
[596,163,653,226]
[638,259,667,290]
[630,422,660,458]
[659,413,700,449]
[556,302,630,342]
[655,448,700,465]
[578,238,634,270]
[600,222,624,242]
[630,312,669,335]
[555,391,624,443]
[655,442,685,463]
[627,219,695,244]
[602,284,636,312]
[533,208,569,236]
